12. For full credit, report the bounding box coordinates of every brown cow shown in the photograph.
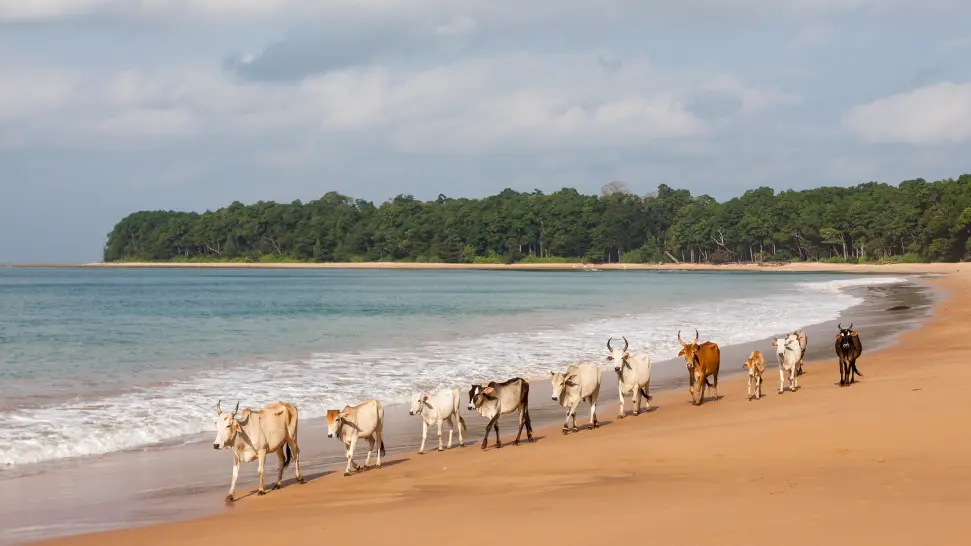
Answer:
[677,329,721,405]
[742,350,766,400]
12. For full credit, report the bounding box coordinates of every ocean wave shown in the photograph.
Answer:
[0,275,906,467]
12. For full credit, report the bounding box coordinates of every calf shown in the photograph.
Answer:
[326,400,386,476]
[742,351,766,400]
[677,329,721,405]
[606,336,653,417]
[409,388,466,454]
[550,361,602,433]
[212,400,304,502]
[834,322,864,387]
[468,378,534,449]
[772,335,803,394]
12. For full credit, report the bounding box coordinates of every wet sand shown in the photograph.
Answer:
[1,274,938,544]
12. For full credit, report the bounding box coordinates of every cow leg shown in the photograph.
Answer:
[756,374,763,399]
[256,449,267,495]
[590,398,598,429]
[291,437,304,484]
[493,420,502,449]
[712,374,719,400]
[849,358,857,384]
[226,456,240,502]
[482,415,498,450]
[437,419,444,452]
[792,367,799,391]
[375,427,383,469]
[747,375,753,400]
[839,359,847,386]
[364,435,375,468]
[562,407,570,434]
[344,438,358,476]
[617,387,625,419]
[445,416,454,450]
[419,420,428,455]
[514,407,526,445]
[632,388,641,416]
[273,448,285,490]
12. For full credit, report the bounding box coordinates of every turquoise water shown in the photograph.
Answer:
[0,268,906,467]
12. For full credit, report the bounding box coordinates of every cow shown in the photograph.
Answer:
[835,322,864,387]
[468,378,534,450]
[326,400,386,476]
[606,336,653,418]
[788,329,808,375]
[742,350,766,400]
[408,388,467,454]
[677,329,721,405]
[212,400,304,502]
[550,361,602,434]
[772,335,803,394]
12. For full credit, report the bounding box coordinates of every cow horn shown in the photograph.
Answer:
[694,329,699,344]
[677,330,686,346]
[216,399,222,413]
[607,337,614,351]
[849,322,854,330]
[838,322,842,330]
[233,401,239,415]
[622,336,629,352]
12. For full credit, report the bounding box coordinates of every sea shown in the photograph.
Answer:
[0,267,912,472]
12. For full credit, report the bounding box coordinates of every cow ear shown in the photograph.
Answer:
[422,395,428,402]
[550,371,556,376]
[771,342,777,347]
[482,387,495,395]
[233,422,241,432]
[834,334,840,339]
[678,349,685,356]
[623,353,630,360]
[850,331,858,336]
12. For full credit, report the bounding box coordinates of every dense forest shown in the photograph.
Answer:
[104,174,971,264]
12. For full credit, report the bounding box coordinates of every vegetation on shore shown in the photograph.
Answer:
[104,174,971,265]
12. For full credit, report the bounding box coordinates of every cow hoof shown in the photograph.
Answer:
[437,448,444,452]
[496,443,503,449]
[593,422,599,429]
[376,464,382,470]
[572,427,579,433]
[418,451,424,455]
[225,495,234,503]
[257,490,266,496]
[296,477,305,484]
[632,410,639,416]
[778,390,784,395]
[562,428,569,435]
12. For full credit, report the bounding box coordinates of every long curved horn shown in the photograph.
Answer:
[216,399,222,413]
[622,336,629,352]
[607,337,613,351]
[838,322,842,330]
[849,322,853,330]
[694,329,699,344]
[233,401,239,415]
[677,330,686,346]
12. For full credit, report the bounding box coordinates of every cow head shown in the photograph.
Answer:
[409,393,428,416]
[468,384,495,410]
[213,400,240,450]
[325,409,346,438]
[836,322,858,351]
[606,336,630,373]
[549,371,578,402]
[677,329,702,369]
[770,337,795,358]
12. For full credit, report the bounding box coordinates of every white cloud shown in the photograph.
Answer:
[1,53,798,153]
[843,82,971,144]
[3,0,967,23]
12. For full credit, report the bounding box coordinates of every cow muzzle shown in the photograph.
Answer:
[467,404,474,411]
[213,443,220,450]
[551,395,558,401]
[327,433,334,438]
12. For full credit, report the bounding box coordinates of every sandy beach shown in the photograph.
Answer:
[24,264,969,546]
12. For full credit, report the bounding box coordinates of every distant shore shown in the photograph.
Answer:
[4,261,965,275]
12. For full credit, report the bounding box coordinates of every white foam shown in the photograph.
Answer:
[0,276,904,467]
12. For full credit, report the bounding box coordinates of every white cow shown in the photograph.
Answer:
[550,361,602,433]
[606,336,653,418]
[788,330,808,375]
[212,400,304,502]
[408,389,467,454]
[326,400,386,476]
[772,336,803,394]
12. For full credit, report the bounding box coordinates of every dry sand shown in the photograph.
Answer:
[34,266,971,546]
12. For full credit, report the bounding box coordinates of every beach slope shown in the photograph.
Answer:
[36,272,971,546]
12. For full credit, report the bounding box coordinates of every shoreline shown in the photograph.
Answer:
[1,275,938,545]
[29,270,967,546]
[3,261,966,274]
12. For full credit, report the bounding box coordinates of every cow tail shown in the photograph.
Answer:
[283,443,293,469]
[851,361,864,377]
[639,386,652,402]
[380,440,386,457]
[458,415,467,433]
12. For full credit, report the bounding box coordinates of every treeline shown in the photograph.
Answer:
[103,174,971,264]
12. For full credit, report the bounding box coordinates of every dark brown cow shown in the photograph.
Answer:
[677,329,721,405]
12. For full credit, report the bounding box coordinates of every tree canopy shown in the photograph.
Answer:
[103,174,971,264]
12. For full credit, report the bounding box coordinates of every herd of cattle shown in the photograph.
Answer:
[211,323,865,502]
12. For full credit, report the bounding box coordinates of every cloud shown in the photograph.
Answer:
[842,82,971,144]
[0,53,799,154]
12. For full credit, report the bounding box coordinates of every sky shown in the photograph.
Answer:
[1,1,970,263]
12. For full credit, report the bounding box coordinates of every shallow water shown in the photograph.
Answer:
[0,268,911,469]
